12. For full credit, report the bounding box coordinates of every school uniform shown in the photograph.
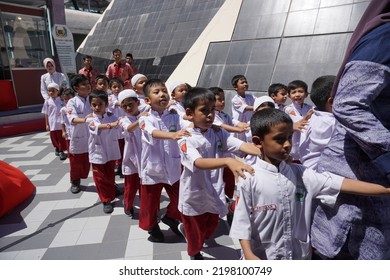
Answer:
[66,95,92,182]
[108,94,125,167]
[86,112,121,203]
[299,110,336,170]
[138,95,150,112]
[231,93,255,141]
[42,96,67,152]
[138,109,184,231]
[119,114,142,212]
[229,158,343,260]
[178,127,244,256]
[283,102,313,161]
[168,100,185,117]
[60,104,72,152]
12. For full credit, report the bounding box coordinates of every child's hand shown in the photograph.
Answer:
[139,111,149,117]
[171,129,191,140]
[226,158,254,180]
[62,131,67,139]
[46,125,50,131]
[293,118,309,132]
[236,122,249,129]
[85,113,93,119]
[111,120,119,128]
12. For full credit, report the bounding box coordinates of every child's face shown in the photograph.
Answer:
[171,84,188,103]
[74,80,91,98]
[121,97,139,115]
[134,77,148,94]
[95,78,108,92]
[288,87,308,106]
[110,82,123,95]
[215,92,225,111]
[235,78,248,96]
[61,93,73,104]
[145,83,170,114]
[254,122,293,167]
[90,97,108,116]
[186,99,216,132]
[48,87,59,98]
[272,89,287,105]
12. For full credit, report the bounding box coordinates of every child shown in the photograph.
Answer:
[168,80,188,117]
[268,83,288,111]
[94,74,109,93]
[229,108,390,260]
[86,90,120,214]
[283,80,313,161]
[78,55,99,90]
[131,73,149,112]
[299,75,336,170]
[118,89,147,217]
[66,74,92,194]
[231,75,255,141]
[138,78,190,242]
[60,87,76,153]
[41,82,67,160]
[178,87,261,260]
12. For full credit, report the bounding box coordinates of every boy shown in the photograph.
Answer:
[268,83,288,111]
[178,87,261,260]
[66,74,92,194]
[95,74,109,93]
[231,75,255,141]
[105,48,134,89]
[283,80,313,161]
[60,87,76,152]
[299,75,336,170]
[131,73,149,112]
[229,108,390,260]
[138,78,190,242]
[168,80,188,117]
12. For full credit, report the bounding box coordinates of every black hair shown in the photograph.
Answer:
[83,55,92,61]
[268,83,288,97]
[183,87,216,112]
[143,78,166,98]
[70,74,89,90]
[250,108,293,138]
[209,86,224,96]
[89,90,108,104]
[185,83,192,91]
[125,53,133,59]
[109,77,124,87]
[60,87,75,97]
[112,48,121,55]
[310,75,335,111]
[94,74,109,84]
[287,80,308,93]
[231,74,247,87]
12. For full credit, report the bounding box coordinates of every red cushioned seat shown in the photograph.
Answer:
[0,161,35,218]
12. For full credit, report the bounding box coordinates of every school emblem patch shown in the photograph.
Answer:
[67,109,72,115]
[180,141,187,153]
[140,119,145,131]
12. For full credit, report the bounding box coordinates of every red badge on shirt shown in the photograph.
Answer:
[181,141,187,153]
[90,121,95,127]
[140,120,145,131]
[290,111,296,116]
[67,109,73,115]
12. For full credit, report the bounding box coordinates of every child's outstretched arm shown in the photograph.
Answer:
[340,178,390,196]
[240,239,260,260]
[195,157,254,179]
[152,129,191,140]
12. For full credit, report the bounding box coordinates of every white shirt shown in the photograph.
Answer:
[41,97,64,131]
[168,100,186,117]
[108,94,125,140]
[119,114,142,175]
[60,105,71,140]
[40,72,67,100]
[178,127,244,217]
[229,158,343,260]
[66,95,92,154]
[299,110,336,170]
[86,113,120,164]
[138,109,184,185]
[213,111,240,127]
[231,93,254,141]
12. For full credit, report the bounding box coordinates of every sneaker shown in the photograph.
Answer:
[124,207,134,218]
[148,224,165,243]
[103,202,113,214]
[59,151,67,160]
[190,252,204,260]
[177,223,187,242]
[55,148,60,156]
[161,215,181,236]
[70,180,81,194]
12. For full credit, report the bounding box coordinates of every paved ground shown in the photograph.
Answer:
[0,131,241,260]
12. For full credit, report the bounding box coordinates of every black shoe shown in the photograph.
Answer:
[161,215,181,236]
[124,207,134,218]
[148,224,165,243]
[190,252,204,260]
[103,202,113,214]
[55,148,60,156]
[59,151,67,160]
[70,180,81,194]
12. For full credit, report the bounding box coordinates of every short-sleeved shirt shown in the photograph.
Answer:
[41,97,64,131]
[229,159,343,260]
[178,127,244,217]
[138,109,184,185]
[105,61,135,89]
[86,113,120,164]
[66,95,92,154]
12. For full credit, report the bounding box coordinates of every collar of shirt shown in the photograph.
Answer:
[254,158,288,173]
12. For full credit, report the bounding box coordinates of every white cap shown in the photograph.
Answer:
[131,74,146,87]
[47,82,59,91]
[168,80,185,94]
[118,89,138,103]
[253,96,275,111]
